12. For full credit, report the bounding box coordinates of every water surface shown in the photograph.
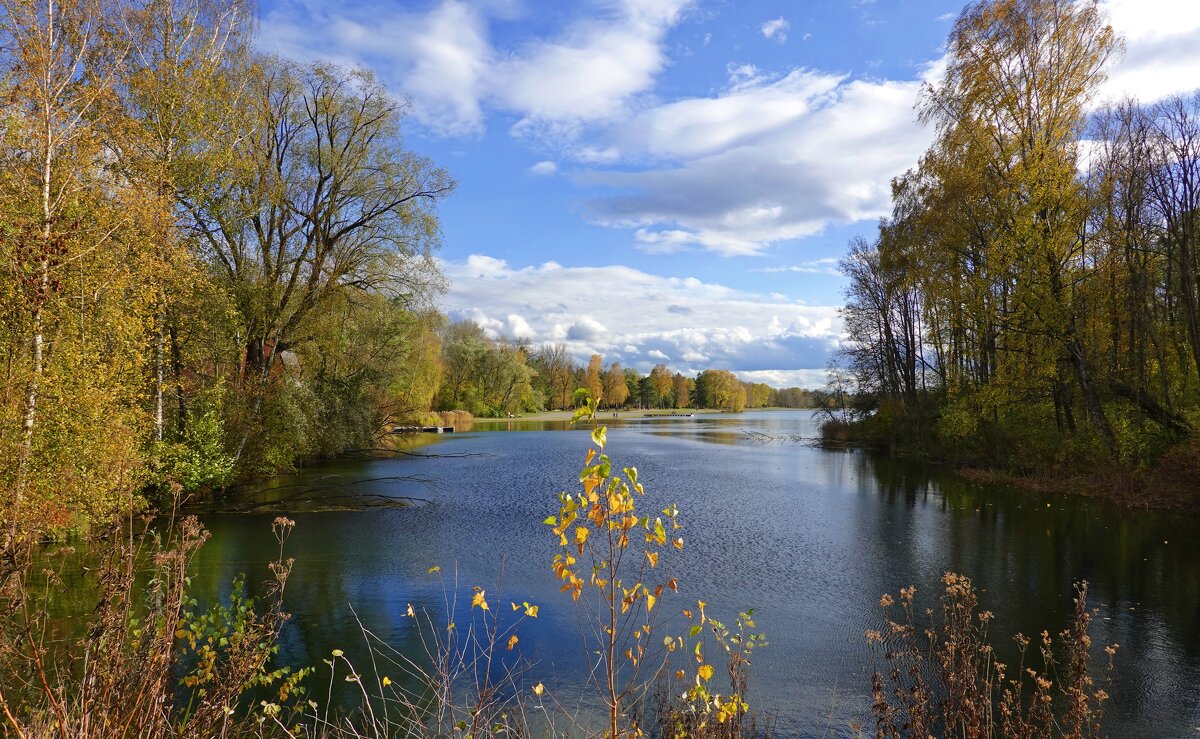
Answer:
[192,410,1200,737]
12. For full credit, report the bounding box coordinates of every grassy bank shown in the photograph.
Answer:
[819,411,1200,514]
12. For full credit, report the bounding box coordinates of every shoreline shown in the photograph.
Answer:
[816,436,1200,516]
[954,465,1200,515]
[470,407,815,423]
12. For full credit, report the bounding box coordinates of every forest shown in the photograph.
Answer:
[0,0,815,540]
[835,0,1200,491]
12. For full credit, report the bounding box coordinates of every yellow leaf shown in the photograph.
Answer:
[533,682,544,696]
[427,565,440,574]
[646,551,659,568]
[471,590,489,611]
[406,603,415,617]
[507,635,519,651]
[698,664,714,681]
[382,676,392,686]
[575,526,589,552]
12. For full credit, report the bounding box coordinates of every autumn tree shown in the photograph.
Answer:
[604,362,630,409]
[650,363,672,408]
[178,58,453,465]
[114,0,250,442]
[923,0,1119,444]
[672,372,692,409]
[533,342,574,410]
[0,0,166,535]
[585,354,604,407]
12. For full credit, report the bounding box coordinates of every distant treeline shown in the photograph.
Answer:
[431,320,817,416]
[835,0,1200,478]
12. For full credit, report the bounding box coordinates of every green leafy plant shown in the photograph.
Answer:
[545,388,682,736]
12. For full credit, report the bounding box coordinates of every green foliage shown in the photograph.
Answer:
[434,321,533,416]
[835,0,1200,478]
[151,389,236,496]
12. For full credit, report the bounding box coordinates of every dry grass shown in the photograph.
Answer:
[864,572,1117,739]
[0,511,297,738]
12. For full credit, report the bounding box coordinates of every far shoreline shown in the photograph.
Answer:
[469,406,817,423]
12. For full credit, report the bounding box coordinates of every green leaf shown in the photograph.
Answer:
[591,426,607,449]
[689,624,703,637]
[543,516,557,526]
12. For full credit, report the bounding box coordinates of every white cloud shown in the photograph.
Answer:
[578,70,931,255]
[529,160,559,176]
[258,0,694,138]
[258,0,491,136]
[751,258,842,275]
[737,368,830,388]
[567,316,610,342]
[1097,0,1200,105]
[506,314,535,338]
[761,17,790,43]
[440,255,840,384]
[499,0,692,133]
[403,2,491,135]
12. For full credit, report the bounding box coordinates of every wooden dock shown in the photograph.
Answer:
[392,426,455,434]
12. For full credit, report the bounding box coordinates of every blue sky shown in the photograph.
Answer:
[258,0,1200,387]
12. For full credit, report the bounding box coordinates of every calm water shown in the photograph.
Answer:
[190,410,1200,737]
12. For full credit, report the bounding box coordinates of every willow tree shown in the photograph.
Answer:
[921,0,1119,446]
[178,58,453,464]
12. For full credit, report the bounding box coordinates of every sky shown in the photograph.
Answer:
[257,0,1200,388]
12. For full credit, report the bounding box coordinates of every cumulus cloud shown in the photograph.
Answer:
[576,69,932,255]
[499,0,693,135]
[440,255,840,385]
[761,17,790,42]
[259,0,693,138]
[529,160,559,176]
[259,0,491,136]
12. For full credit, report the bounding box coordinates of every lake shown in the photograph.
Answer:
[190,410,1200,737]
